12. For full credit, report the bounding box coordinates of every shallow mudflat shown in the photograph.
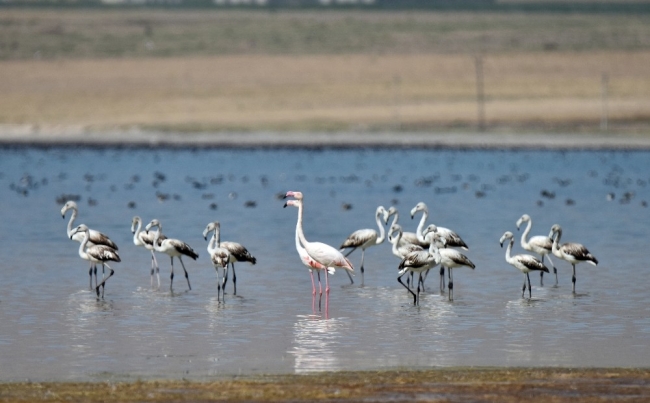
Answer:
[2,368,650,402]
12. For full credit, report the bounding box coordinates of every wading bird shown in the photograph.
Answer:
[397,227,441,305]
[131,216,166,287]
[70,224,120,298]
[549,224,598,293]
[339,205,388,284]
[499,231,549,299]
[145,219,197,292]
[202,221,232,302]
[516,214,556,286]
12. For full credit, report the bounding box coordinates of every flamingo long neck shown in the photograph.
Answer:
[391,229,402,255]
[552,228,562,253]
[66,207,78,237]
[520,219,533,249]
[504,239,516,264]
[78,229,90,260]
[209,227,221,254]
[415,207,429,243]
[295,201,309,247]
[375,211,386,244]
[151,225,163,252]
[132,219,142,245]
[388,211,399,230]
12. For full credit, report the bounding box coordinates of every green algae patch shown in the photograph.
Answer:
[2,368,650,402]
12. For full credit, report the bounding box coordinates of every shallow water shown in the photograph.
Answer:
[0,145,649,381]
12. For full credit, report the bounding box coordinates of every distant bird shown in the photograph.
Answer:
[516,214,556,286]
[424,225,475,301]
[411,202,468,292]
[499,231,549,299]
[397,227,441,305]
[284,191,354,295]
[202,221,232,302]
[202,221,256,296]
[62,200,118,289]
[70,224,120,298]
[339,205,388,284]
[131,216,167,288]
[549,224,598,293]
[145,219,198,291]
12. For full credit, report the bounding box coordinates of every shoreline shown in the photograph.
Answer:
[2,127,650,150]
[1,367,649,402]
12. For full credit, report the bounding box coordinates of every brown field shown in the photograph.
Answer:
[1,368,650,402]
[1,9,649,133]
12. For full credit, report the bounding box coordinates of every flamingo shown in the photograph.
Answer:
[339,205,388,284]
[202,221,232,302]
[131,216,167,287]
[516,214,556,286]
[423,225,475,301]
[549,224,598,293]
[145,219,198,291]
[70,224,120,298]
[202,221,256,296]
[397,227,441,305]
[411,202,468,293]
[499,231,549,299]
[61,200,118,289]
[388,223,424,291]
[283,191,354,295]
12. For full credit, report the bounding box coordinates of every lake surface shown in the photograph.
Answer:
[0,144,649,381]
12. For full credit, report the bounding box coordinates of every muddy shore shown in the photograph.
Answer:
[1,368,649,402]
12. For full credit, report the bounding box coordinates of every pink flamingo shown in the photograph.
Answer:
[283,191,354,295]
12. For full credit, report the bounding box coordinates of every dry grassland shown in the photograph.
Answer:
[0,9,649,133]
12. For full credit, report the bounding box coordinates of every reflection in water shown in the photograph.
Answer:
[290,299,343,373]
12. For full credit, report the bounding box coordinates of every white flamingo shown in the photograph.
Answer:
[339,205,388,284]
[549,224,598,293]
[397,228,441,305]
[61,200,118,289]
[516,214,556,286]
[202,221,256,296]
[423,225,475,301]
[70,224,120,298]
[499,231,549,299]
[202,221,232,302]
[145,219,198,291]
[283,191,354,295]
[411,202,468,292]
[131,216,167,288]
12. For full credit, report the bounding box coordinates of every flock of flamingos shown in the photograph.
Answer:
[60,190,598,306]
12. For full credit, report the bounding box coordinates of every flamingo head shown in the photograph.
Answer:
[384,206,397,224]
[145,219,161,234]
[550,224,562,238]
[203,221,219,240]
[410,202,427,219]
[61,200,78,218]
[284,191,303,200]
[500,231,514,247]
[516,214,531,230]
[70,224,89,239]
[131,216,142,233]
[283,199,301,209]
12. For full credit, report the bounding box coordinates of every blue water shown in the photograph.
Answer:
[0,145,649,381]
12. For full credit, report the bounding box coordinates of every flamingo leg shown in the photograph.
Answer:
[398,273,417,305]
[448,268,454,301]
[310,270,317,295]
[345,267,354,285]
[324,270,330,295]
[440,266,446,293]
[317,270,322,295]
[231,263,237,295]
[527,272,532,298]
[419,269,429,292]
[572,264,577,293]
[169,256,175,290]
[150,253,156,287]
[95,265,114,298]
[522,274,527,298]
[222,264,229,293]
[546,254,558,285]
[178,256,192,291]
[88,263,94,290]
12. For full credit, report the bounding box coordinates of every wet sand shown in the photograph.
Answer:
[1,368,649,402]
